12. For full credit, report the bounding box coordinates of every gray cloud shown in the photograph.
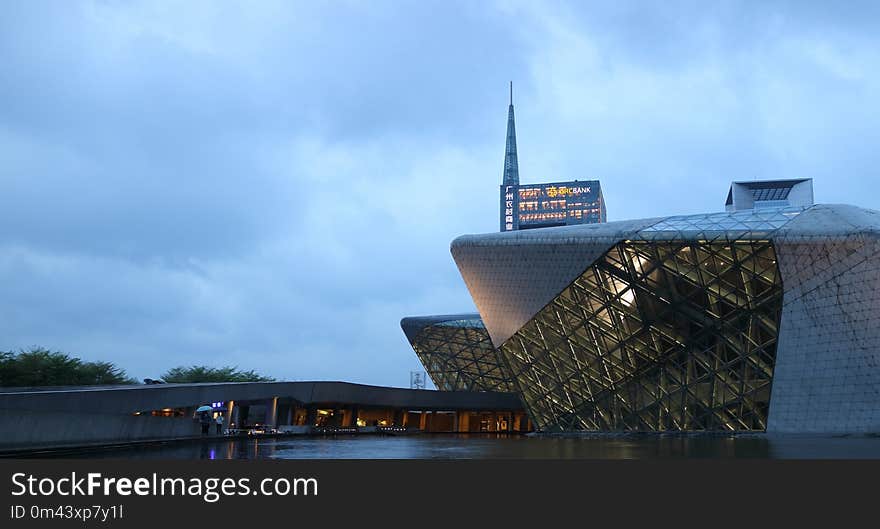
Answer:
[1,1,878,386]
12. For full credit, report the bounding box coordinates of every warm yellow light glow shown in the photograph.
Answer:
[629,252,649,274]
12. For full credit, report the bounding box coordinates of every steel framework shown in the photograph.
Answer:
[499,240,784,431]
[410,318,514,392]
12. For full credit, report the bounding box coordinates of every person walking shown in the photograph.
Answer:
[215,414,224,435]
[199,411,211,436]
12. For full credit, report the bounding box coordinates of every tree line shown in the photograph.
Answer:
[0,347,274,387]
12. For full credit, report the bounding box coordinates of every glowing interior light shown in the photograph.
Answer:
[620,288,635,307]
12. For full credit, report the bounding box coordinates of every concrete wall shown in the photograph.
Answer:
[0,409,202,451]
[786,180,814,208]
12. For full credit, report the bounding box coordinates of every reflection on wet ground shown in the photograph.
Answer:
[51,433,880,459]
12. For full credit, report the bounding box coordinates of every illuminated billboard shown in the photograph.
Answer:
[501,180,605,231]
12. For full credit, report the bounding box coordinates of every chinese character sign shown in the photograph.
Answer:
[501,184,519,232]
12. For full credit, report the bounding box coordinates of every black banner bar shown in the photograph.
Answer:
[1,459,877,527]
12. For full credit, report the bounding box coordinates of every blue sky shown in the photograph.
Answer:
[1,1,878,387]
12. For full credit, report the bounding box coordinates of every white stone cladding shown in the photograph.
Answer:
[451,218,660,347]
[769,205,880,433]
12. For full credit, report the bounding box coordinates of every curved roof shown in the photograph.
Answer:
[400,313,482,342]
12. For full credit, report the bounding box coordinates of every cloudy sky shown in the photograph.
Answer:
[1,1,878,387]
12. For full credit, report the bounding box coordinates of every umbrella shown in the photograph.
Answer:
[195,405,213,412]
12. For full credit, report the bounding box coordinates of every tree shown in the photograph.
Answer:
[0,347,137,387]
[160,365,275,383]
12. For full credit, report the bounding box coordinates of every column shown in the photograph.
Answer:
[265,397,278,427]
[229,401,241,428]
[458,412,470,433]
[225,401,235,430]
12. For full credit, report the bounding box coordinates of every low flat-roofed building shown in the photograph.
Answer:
[0,381,530,452]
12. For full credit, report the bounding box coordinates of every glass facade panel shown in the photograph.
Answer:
[409,318,514,392]
[498,240,784,432]
[639,207,804,241]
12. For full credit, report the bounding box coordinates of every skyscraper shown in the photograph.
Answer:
[499,83,606,232]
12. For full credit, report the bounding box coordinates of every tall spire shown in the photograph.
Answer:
[503,81,519,186]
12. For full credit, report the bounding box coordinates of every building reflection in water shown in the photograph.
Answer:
[57,434,880,460]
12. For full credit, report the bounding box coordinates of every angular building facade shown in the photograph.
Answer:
[401,314,513,393]
[447,204,880,433]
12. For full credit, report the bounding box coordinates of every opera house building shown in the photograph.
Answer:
[403,191,880,434]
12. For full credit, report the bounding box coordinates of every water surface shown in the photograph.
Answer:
[53,433,880,459]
